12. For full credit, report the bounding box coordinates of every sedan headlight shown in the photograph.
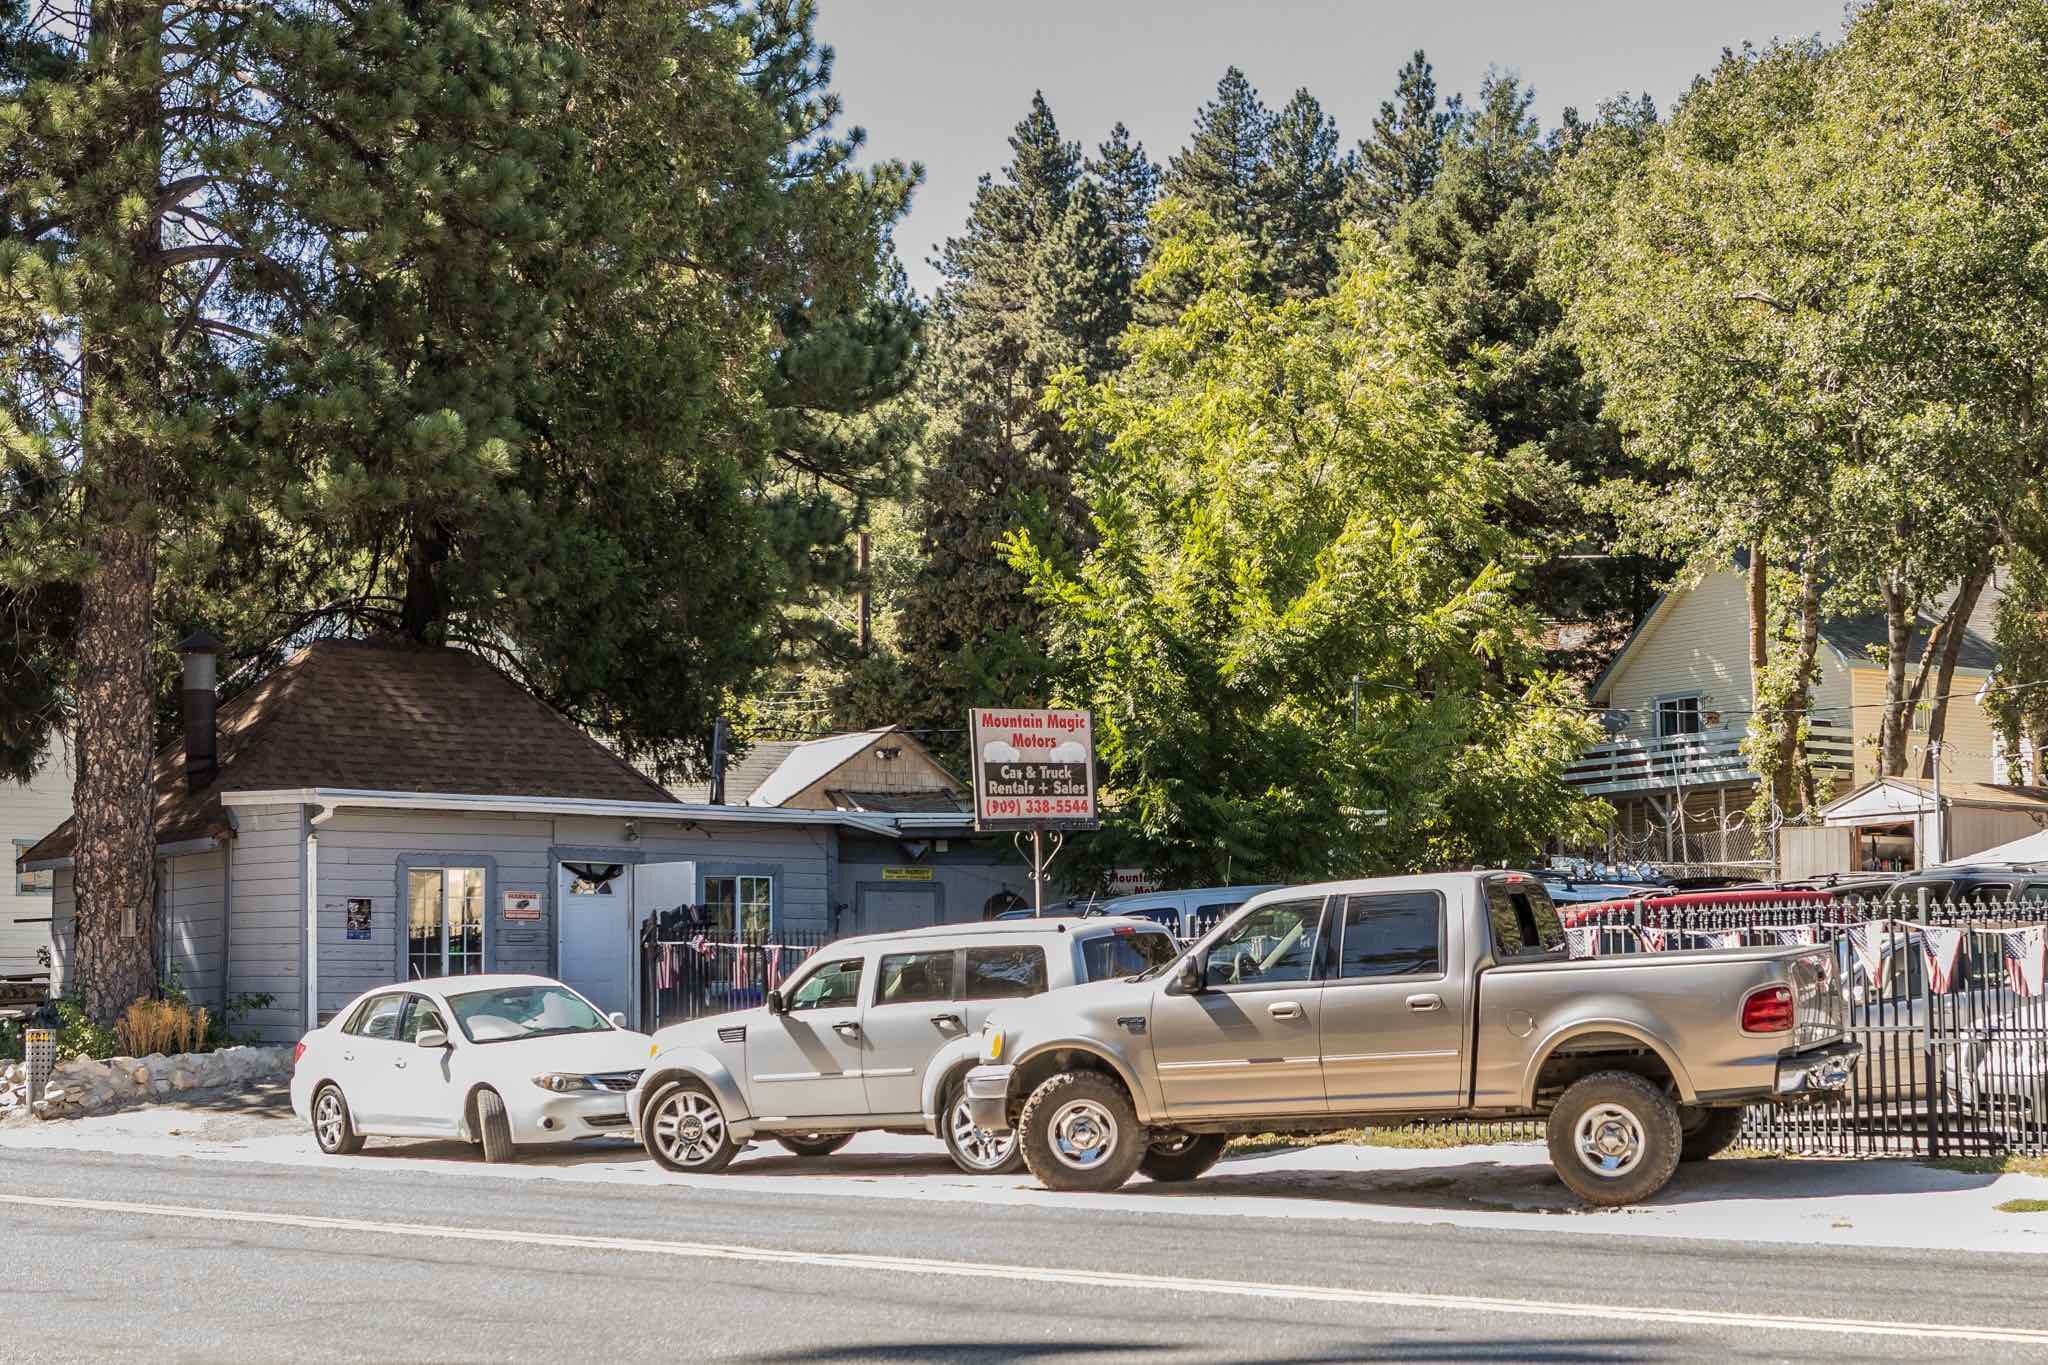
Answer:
[532,1073,595,1093]
[981,1027,1005,1064]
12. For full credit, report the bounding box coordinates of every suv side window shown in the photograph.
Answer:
[788,958,864,1011]
[964,946,1047,999]
[1204,898,1323,986]
[347,994,407,1040]
[1338,892,1443,978]
[877,950,956,1005]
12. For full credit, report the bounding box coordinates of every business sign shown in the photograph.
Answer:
[1106,868,1163,897]
[502,887,543,921]
[969,708,1098,831]
[882,866,934,882]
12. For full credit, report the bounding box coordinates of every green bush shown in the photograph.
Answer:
[51,1000,118,1062]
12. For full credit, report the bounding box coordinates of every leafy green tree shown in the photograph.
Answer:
[1255,88,1352,298]
[1348,49,1462,230]
[1008,209,1606,882]
[892,94,1132,744]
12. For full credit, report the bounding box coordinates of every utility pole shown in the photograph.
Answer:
[856,530,872,655]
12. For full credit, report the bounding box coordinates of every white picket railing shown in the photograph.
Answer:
[1564,720,1853,797]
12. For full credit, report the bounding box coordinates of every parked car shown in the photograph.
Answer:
[1085,885,1283,939]
[962,871,1856,1206]
[630,916,1181,1176]
[291,974,653,1161]
[1884,866,2048,907]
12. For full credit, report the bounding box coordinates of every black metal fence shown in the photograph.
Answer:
[1566,893,2048,1158]
[639,922,834,1033]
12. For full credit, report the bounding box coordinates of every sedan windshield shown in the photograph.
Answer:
[1085,929,1180,982]
[447,985,610,1044]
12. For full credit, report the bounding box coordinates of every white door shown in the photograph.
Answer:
[855,886,940,936]
[557,863,634,1019]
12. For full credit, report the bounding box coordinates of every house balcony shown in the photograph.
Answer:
[1563,720,1854,798]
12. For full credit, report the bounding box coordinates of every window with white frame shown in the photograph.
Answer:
[704,874,772,938]
[407,867,485,979]
[14,839,52,895]
[1655,695,1703,738]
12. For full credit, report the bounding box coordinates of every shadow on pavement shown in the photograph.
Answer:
[752,1338,1678,1363]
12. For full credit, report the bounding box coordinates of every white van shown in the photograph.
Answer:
[1086,885,1283,940]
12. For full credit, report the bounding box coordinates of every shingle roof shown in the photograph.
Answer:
[21,640,677,863]
[824,788,969,814]
[667,740,800,804]
[746,729,895,807]
[1818,613,1999,672]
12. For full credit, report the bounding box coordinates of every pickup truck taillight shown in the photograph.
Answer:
[1741,985,1794,1034]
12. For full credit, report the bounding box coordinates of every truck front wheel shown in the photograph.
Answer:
[1018,1070,1144,1193]
[1547,1070,1682,1207]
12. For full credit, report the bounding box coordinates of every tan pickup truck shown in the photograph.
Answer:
[962,871,1855,1205]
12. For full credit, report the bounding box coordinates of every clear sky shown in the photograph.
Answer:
[814,0,1852,297]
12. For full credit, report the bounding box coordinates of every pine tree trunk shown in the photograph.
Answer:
[401,520,451,641]
[71,0,164,1025]
[1878,580,1914,777]
[1774,565,1821,815]
[1920,561,1993,779]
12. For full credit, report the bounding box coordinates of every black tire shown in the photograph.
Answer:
[474,1088,516,1164]
[1546,1070,1682,1208]
[1138,1132,1227,1183]
[1678,1105,1747,1162]
[641,1079,743,1173]
[1018,1070,1144,1193]
[311,1083,365,1155]
[776,1132,854,1158]
[940,1082,1024,1175]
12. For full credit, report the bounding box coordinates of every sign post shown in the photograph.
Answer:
[969,708,1099,914]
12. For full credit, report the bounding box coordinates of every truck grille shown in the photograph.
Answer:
[589,1070,644,1092]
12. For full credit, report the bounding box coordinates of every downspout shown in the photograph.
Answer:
[306,804,336,1031]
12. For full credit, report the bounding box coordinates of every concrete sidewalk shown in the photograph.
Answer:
[6,1094,2046,1256]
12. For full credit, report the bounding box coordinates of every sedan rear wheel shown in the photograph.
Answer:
[643,1081,742,1173]
[312,1083,364,1155]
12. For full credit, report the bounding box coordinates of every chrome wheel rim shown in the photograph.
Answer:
[1574,1102,1646,1178]
[314,1090,345,1150]
[1048,1097,1118,1172]
[949,1095,1018,1171]
[651,1089,728,1167]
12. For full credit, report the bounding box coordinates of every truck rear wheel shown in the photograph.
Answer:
[1138,1132,1227,1183]
[1547,1070,1681,1207]
[1678,1105,1746,1162]
[1019,1070,1144,1193]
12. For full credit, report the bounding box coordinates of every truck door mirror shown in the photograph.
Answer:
[765,989,786,1016]
[1177,954,1206,994]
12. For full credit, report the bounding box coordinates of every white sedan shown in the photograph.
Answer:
[291,974,653,1161]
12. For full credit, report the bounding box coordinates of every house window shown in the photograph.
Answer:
[407,867,485,979]
[13,839,51,895]
[563,861,623,896]
[1655,695,1703,738]
[705,875,772,938]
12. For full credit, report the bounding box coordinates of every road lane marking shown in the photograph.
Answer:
[3,1191,2041,1346]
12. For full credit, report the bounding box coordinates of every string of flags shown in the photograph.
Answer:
[1563,919,2047,998]
[652,937,796,992]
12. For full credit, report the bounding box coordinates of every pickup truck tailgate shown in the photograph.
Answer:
[1787,946,1846,1048]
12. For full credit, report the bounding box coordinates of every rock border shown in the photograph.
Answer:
[1,1046,296,1120]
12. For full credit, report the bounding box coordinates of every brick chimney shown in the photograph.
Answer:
[177,630,224,792]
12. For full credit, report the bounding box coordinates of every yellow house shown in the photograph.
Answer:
[1568,567,2002,867]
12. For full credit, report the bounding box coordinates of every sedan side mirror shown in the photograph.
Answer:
[1177,955,1207,994]
[608,1011,627,1029]
[415,1028,450,1049]
[765,989,787,1016]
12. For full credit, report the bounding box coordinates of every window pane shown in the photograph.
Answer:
[1339,893,1442,978]
[877,950,954,1004]
[399,996,448,1043]
[449,868,484,976]
[14,839,51,895]
[350,994,407,1040]
[788,958,862,1011]
[705,877,737,938]
[739,876,772,937]
[1207,899,1322,985]
[964,946,1048,999]
[1080,931,1178,982]
[407,870,444,980]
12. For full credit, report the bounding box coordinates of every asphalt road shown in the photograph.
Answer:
[4,1144,2047,1362]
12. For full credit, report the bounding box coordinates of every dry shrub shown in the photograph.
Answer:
[115,999,211,1057]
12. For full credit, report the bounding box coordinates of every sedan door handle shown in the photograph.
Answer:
[1406,994,1444,1012]
[393,1059,408,1069]
[832,1021,863,1038]
[1267,1001,1303,1020]
[930,1012,963,1030]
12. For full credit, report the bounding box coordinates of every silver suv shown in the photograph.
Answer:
[630,917,1180,1175]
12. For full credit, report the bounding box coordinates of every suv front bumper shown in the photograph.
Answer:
[963,1064,1015,1134]
[1774,1039,1860,1100]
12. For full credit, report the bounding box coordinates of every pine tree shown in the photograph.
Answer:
[1164,67,1271,237]
[1087,122,1161,279]
[1350,49,1463,230]
[894,94,1132,742]
[1256,88,1352,297]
